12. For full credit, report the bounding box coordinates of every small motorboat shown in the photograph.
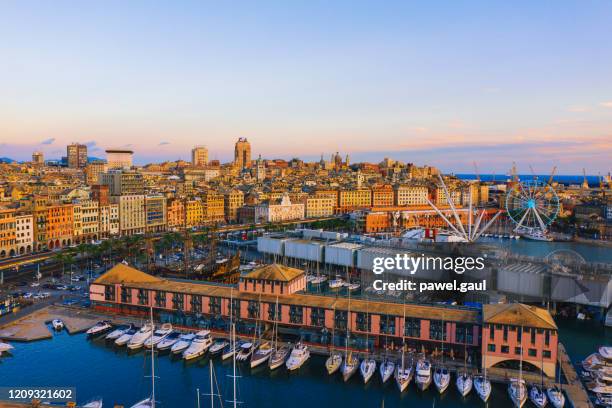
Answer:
[0,341,14,356]
[106,324,133,341]
[360,358,376,384]
[341,352,359,382]
[222,341,239,361]
[546,386,565,408]
[433,366,450,394]
[183,330,212,360]
[474,375,492,402]
[130,397,153,408]
[415,358,432,391]
[325,350,342,375]
[236,342,256,362]
[156,331,181,351]
[456,371,473,397]
[171,333,196,355]
[508,379,528,408]
[86,321,112,336]
[52,319,64,331]
[209,339,229,356]
[115,328,138,346]
[82,398,103,408]
[395,361,413,393]
[269,345,290,370]
[379,358,395,383]
[144,323,173,349]
[286,342,310,371]
[311,276,327,284]
[343,282,360,291]
[127,324,153,350]
[251,342,273,368]
[328,278,344,289]
[529,384,548,408]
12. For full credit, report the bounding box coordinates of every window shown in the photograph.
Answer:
[356,313,371,332]
[311,307,326,327]
[334,310,348,331]
[289,305,303,324]
[503,325,508,342]
[268,302,281,321]
[501,345,509,354]
[379,315,395,335]
[120,287,132,303]
[172,293,184,310]
[530,328,536,344]
[405,318,420,338]
[104,285,115,301]
[515,347,522,355]
[247,300,260,319]
[528,348,537,357]
[489,325,494,341]
[517,327,522,343]
[155,291,166,308]
[231,299,241,319]
[209,297,221,315]
[137,289,149,305]
[191,295,202,313]
[543,350,551,359]
[487,344,496,352]
[456,324,473,344]
[429,320,446,341]
[545,330,550,346]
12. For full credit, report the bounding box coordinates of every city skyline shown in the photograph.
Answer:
[1,1,612,173]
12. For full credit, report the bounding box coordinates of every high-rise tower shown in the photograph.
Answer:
[234,138,251,169]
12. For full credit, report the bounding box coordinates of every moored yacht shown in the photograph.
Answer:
[379,358,395,384]
[341,351,359,382]
[52,319,64,331]
[144,323,173,349]
[222,341,240,361]
[456,370,473,397]
[251,342,273,368]
[82,398,103,408]
[395,358,413,393]
[115,327,138,346]
[325,350,342,375]
[156,331,180,351]
[546,386,565,408]
[106,324,133,341]
[415,357,432,391]
[86,321,112,336]
[433,366,450,394]
[182,330,212,360]
[286,342,310,371]
[209,339,229,356]
[269,345,290,370]
[529,384,548,408]
[129,397,153,408]
[236,342,256,362]
[127,324,153,350]
[328,277,344,289]
[508,379,528,408]
[0,341,14,356]
[170,333,195,355]
[360,357,376,384]
[474,375,492,402]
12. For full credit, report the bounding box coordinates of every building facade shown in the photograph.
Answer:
[67,143,88,169]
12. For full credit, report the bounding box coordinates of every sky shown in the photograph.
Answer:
[0,1,611,174]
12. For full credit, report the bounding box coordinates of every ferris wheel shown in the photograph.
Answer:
[505,180,560,232]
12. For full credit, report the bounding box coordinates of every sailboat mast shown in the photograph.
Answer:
[150,305,156,408]
[232,323,237,408]
[209,361,214,408]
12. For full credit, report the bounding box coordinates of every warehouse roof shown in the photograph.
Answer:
[243,263,304,282]
[483,303,557,330]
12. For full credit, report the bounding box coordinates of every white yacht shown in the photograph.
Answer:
[130,397,153,408]
[508,379,528,408]
[328,277,344,289]
[269,345,290,370]
[82,399,103,408]
[311,275,327,284]
[236,342,256,362]
[286,342,310,371]
[325,350,342,375]
[127,324,153,350]
[105,324,133,341]
[222,341,239,361]
[360,357,376,384]
[379,358,395,384]
[474,375,492,402]
[415,358,432,391]
[209,339,229,356]
[250,342,273,368]
[115,327,138,346]
[341,351,359,382]
[52,319,64,331]
[433,366,450,394]
[156,332,181,351]
[546,386,565,408]
[0,341,14,356]
[529,384,548,408]
[395,357,413,393]
[143,323,173,349]
[170,333,195,355]
[86,321,112,336]
[456,370,473,397]
[182,330,212,360]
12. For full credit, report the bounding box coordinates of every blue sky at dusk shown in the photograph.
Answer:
[1,1,611,173]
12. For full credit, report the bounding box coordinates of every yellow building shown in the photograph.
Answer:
[223,189,244,223]
[0,208,16,258]
[203,191,225,224]
[85,161,107,186]
[167,198,185,230]
[185,199,204,228]
[73,199,100,243]
[112,195,145,236]
[338,189,372,212]
[371,185,394,207]
[394,185,429,206]
[305,196,335,218]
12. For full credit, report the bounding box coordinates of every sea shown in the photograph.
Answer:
[455,174,603,187]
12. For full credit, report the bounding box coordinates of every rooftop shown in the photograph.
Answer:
[243,263,304,282]
[483,303,557,330]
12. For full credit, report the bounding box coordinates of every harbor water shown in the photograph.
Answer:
[0,319,609,407]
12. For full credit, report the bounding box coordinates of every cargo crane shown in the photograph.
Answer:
[547,166,557,186]
[582,168,589,190]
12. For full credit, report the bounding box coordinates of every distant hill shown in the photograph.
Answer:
[0,157,17,163]
[87,157,106,163]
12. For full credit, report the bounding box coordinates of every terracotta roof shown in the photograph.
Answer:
[93,263,165,285]
[243,263,304,282]
[483,303,557,330]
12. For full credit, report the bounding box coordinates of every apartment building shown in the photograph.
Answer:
[15,213,33,255]
[145,195,167,233]
[0,208,16,258]
[394,185,430,206]
[223,189,244,223]
[112,195,145,236]
[305,196,335,218]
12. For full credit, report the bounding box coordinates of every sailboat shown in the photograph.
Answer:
[341,285,358,382]
[130,305,157,408]
[360,297,376,384]
[415,354,432,391]
[474,343,492,402]
[325,303,342,375]
[529,349,548,408]
[434,317,450,394]
[269,296,289,370]
[227,323,243,408]
[395,301,413,392]
[379,335,395,384]
[546,353,565,408]
[508,326,528,408]
[250,293,273,368]
[455,328,473,397]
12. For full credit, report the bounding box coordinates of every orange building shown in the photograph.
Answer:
[45,204,74,249]
[167,198,185,230]
[371,185,394,207]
